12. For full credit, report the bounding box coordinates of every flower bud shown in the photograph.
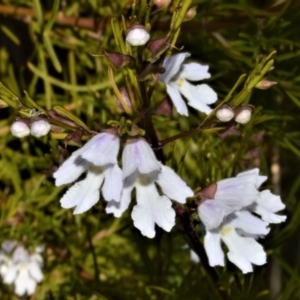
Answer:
[11,120,30,138]
[184,6,197,21]
[255,79,277,90]
[234,106,253,124]
[216,104,234,122]
[102,49,133,70]
[126,24,150,46]
[153,0,171,10]
[30,120,51,137]
[116,87,133,112]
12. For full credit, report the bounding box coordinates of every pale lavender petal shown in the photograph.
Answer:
[237,168,267,189]
[166,83,189,116]
[254,190,286,223]
[204,230,224,267]
[106,173,136,217]
[198,200,235,230]
[132,181,175,238]
[160,52,190,83]
[177,80,214,114]
[156,164,193,203]
[227,211,270,236]
[81,132,120,166]
[102,164,123,202]
[221,226,266,274]
[180,62,211,81]
[53,153,90,186]
[122,138,161,179]
[215,177,259,208]
[60,168,104,214]
[1,240,17,253]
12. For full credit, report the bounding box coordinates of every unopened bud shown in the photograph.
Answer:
[103,49,133,70]
[11,120,30,138]
[30,120,51,137]
[184,6,197,21]
[152,97,172,115]
[216,104,234,122]
[153,0,171,10]
[116,87,133,112]
[126,24,150,46]
[255,79,277,90]
[147,37,170,62]
[234,106,253,124]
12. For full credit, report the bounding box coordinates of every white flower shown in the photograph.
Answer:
[106,138,193,238]
[30,119,51,137]
[11,121,30,138]
[198,169,286,273]
[1,244,44,296]
[126,25,150,46]
[53,131,123,214]
[204,211,269,274]
[198,169,264,230]
[159,52,217,116]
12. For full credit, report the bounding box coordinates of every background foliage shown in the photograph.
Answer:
[0,0,300,299]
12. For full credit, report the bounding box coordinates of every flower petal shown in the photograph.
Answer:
[157,164,193,203]
[15,269,37,296]
[159,52,190,83]
[166,83,189,116]
[105,173,136,217]
[53,153,90,186]
[60,168,104,214]
[81,132,120,166]
[177,80,214,114]
[204,230,224,267]
[3,264,18,284]
[237,168,267,189]
[179,62,211,81]
[221,226,266,274]
[227,211,270,236]
[122,138,161,179]
[198,200,235,230]
[253,190,286,223]
[215,177,259,208]
[102,164,123,202]
[132,180,175,238]
[28,261,43,282]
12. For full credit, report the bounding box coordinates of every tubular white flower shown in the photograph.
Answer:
[11,121,30,138]
[30,120,51,137]
[159,52,217,116]
[204,211,269,273]
[1,244,44,296]
[54,132,123,214]
[198,171,263,230]
[107,138,193,238]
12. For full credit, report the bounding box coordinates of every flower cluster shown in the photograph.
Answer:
[0,241,44,296]
[54,132,193,238]
[197,169,286,273]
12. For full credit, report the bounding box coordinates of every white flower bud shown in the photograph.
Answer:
[30,120,51,137]
[11,121,30,138]
[216,105,234,122]
[126,24,150,46]
[235,108,252,124]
